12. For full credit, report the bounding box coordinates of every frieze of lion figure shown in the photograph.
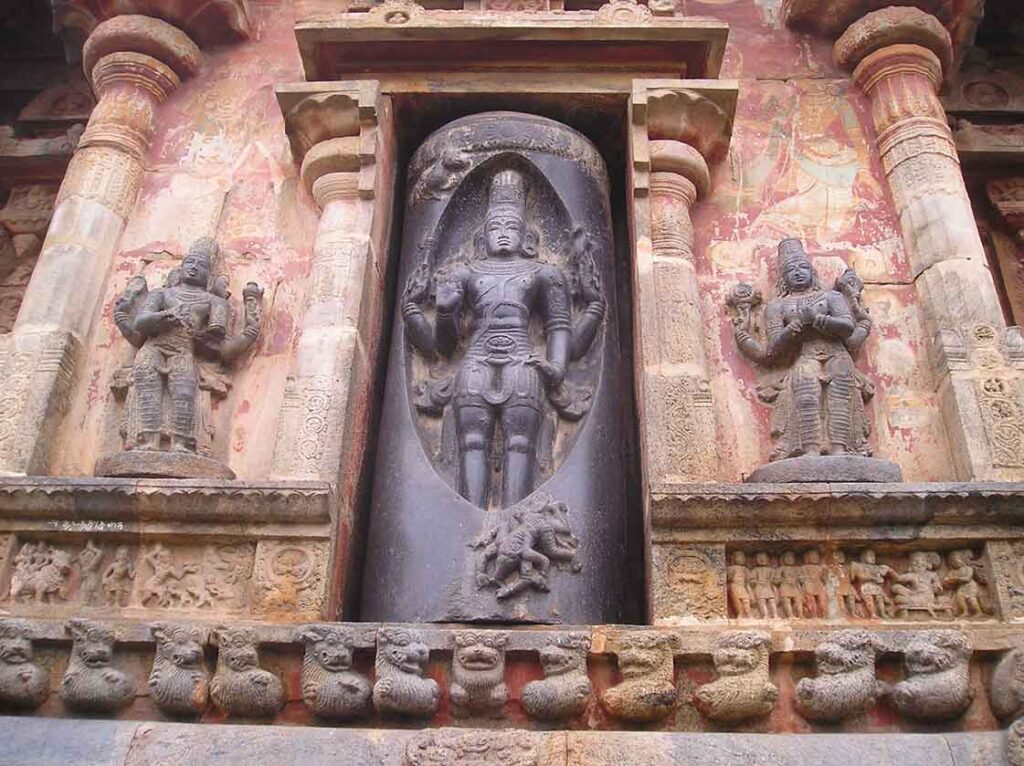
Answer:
[795,631,883,723]
[148,623,210,718]
[600,631,679,722]
[210,626,283,719]
[0,619,49,710]
[373,627,439,718]
[522,632,591,721]
[59,619,135,713]
[693,631,778,723]
[299,624,372,720]
[888,630,973,722]
[449,630,508,718]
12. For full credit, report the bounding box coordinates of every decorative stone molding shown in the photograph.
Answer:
[783,0,952,39]
[629,80,736,485]
[989,179,1024,242]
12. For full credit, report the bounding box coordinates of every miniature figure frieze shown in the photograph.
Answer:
[404,728,539,766]
[990,645,1024,721]
[210,626,283,718]
[97,237,263,480]
[10,541,72,604]
[600,631,679,722]
[693,631,777,723]
[60,619,135,713]
[795,631,882,723]
[148,623,210,717]
[471,494,581,602]
[728,239,901,483]
[364,112,629,624]
[889,630,973,722]
[373,627,439,717]
[299,624,372,720]
[0,619,49,710]
[722,547,993,623]
[138,542,254,612]
[522,631,591,720]
[449,630,508,718]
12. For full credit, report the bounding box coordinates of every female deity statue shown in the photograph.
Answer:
[727,238,900,482]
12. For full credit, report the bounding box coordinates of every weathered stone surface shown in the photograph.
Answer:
[746,454,903,483]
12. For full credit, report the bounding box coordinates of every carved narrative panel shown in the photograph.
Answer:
[363,112,628,624]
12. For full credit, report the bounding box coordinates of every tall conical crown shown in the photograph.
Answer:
[778,238,808,266]
[487,169,527,220]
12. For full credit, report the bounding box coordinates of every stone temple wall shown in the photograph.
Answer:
[0,0,1021,763]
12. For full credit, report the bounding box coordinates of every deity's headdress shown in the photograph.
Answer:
[187,237,219,267]
[776,237,819,295]
[487,169,527,221]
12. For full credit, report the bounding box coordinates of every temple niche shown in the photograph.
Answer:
[362,112,629,624]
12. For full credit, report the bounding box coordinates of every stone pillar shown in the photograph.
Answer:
[631,84,734,484]
[836,7,1024,481]
[0,16,199,475]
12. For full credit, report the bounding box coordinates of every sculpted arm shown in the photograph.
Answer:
[401,260,438,357]
[813,292,855,339]
[765,300,801,360]
[570,236,606,360]
[133,289,170,337]
[433,266,467,358]
[220,285,263,362]
[538,267,572,387]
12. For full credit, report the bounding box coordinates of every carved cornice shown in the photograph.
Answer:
[833,6,952,75]
[988,178,1024,239]
[0,477,333,524]
[280,91,362,163]
[646,87,733,165]
[783,0,952,39]
[51,0,251,58]
[82,15,201,83]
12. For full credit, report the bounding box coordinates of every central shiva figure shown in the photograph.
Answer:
[401,169,604,509]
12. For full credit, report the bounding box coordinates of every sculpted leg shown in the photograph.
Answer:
[792,359,823,456]
[168,353,198,453]
[132,346,164,450]
[501,404,542,507]
[825,355,856,454]
[456,404,495,508]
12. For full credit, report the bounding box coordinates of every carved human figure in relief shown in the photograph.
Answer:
[750,551,780,619]
[102,237,262,478]
[892,551,947,619]
[943,549,988,618]
[727,551,753,619]
[800,549,829,618]
[830,550,861,617]
[850,549,893,619]
[728,239,876,468]
[101,546,135,607]
[402,169,605,509]
[777,551,804,619]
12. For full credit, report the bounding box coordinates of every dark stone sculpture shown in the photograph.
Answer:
[59,618,135,713]
[693,631,778,723]
[795,631,882,723]
[522,632,591,720]
[728,239,901,483]
[96,237,263,480]
[0,619,49,710]
[148,623,210,718]
[210,627,283,718]
[889,630,973,722]
[990,645,1024,721]
[372,627,438,718]
[449,630,508,717]
[299,624,372,720]
[363,112,629,624]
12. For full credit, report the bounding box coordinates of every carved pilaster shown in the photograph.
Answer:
[0,16,199,476]
[631,82,735,485]
[836,8,1024,481]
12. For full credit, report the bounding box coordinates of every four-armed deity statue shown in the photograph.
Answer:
[363,112,630,624]
[95,237,263,480]
[727,238,901,483]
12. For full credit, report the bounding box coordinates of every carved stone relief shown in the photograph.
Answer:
[0,618,49,710]
[990,645,1024,722]
[404,728,539,766]
[252,541,328,617]
[522,632,591,720]
[210,626,283,718]
[363,111,628,624]
[693,631,777,723]
[795,632,882,723]
[652,544,726,623]
[600,631,679,722]
[96,237,263,480]
[299,624,372,720]
[888,630,973,722]
[59,618,134,713]
[728,239,901,483]
[373,627,439,718]
[148,622,210,717]
[449,630,508,717]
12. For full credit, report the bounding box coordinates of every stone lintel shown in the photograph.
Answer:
[294,9,729,81]
[0,477,334,525]
[651,481,1024,532]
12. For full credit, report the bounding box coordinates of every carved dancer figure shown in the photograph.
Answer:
[777,550,804,619]
[750,551,780,619]
[101,546,135,607]
[850,549,893,619]
[800,548,829,618]
[727,551,753,619]
[943,549,988,618]
[75,540,104,606]
[101,237,262,479]
[402,169,604,509]
[830,550,861,618]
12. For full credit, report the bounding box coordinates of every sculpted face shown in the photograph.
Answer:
[783,257,814,291]
[224,644,258,672]
[0,635,32,665]
[539,644,583,675]
[314,633,352,672]
[181,253,211,287]
[485,214,524,258]
[456,641,501,672]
